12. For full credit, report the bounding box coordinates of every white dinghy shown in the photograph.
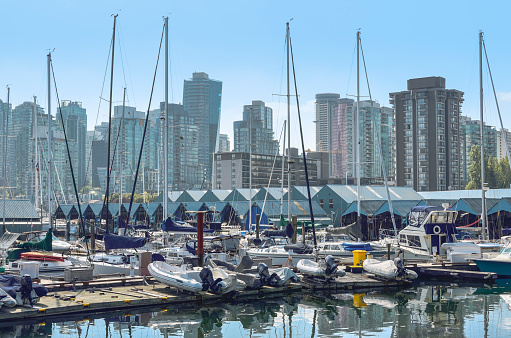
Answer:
[148,261,204,293]
[363,257,418,281]
[296,255,346,278]
[0,288,16,308]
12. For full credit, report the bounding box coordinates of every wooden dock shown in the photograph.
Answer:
[300,272,412,292]
[406,262,499,281]
[0,276,302,323]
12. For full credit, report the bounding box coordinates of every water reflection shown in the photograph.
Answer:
[1,283,511,337]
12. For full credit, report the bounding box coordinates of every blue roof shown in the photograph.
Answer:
[0,200,39,220]
[341,200,386,217]
[323,185,423,204]
[374,200,423,217]
[419,188,511,200]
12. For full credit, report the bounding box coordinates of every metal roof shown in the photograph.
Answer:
[423,199,459,209]
[0,200,39,220]
[225,189,259,202]
[488,198,511,215]
[181,202,206,212]
[200,190,232,202]
[419,188,511,200]
[203,202,229,213]
[452,198,500,215]
[341,200,386,217]
[253,187,287,201]
[176,190,207,202]
[323,185,422,204]
[257,200,326,218]
[373,200,422,217]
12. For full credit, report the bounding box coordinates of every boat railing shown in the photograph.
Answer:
[379,228,398,240]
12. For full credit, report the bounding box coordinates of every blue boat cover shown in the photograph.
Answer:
[161,217,215,233]
[104,232,146,251]
[0,274,48,299]
[342,243,373,251]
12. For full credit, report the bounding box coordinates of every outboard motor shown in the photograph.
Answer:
[257,263,281,286]
[199,267,224,293]
[324,255,337,276]
[20,274,35,307]
[394,257,406,278]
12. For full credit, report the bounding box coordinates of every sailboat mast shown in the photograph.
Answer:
[356,31,361,220]
[286,22,291,223]
[479,31,488,241]
[105,15,117,233]
[33,96,39,215]
[281,120,286,217]
[47,53,53,229]
[163,16,169,221]
[2,86,9,234]
[119,87,126,221]
[249,107,252,231]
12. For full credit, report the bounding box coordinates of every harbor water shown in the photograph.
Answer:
[2,282,511,337]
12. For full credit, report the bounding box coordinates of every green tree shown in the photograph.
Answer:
[466,145,511,189]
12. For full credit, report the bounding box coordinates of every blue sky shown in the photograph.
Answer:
[2,0,511,151]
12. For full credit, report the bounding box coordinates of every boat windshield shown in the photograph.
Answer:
[409,211,428,227]
[426,211,456,224]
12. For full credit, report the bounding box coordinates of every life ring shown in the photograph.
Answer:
[433,225,441,235]
[434,303,441,311]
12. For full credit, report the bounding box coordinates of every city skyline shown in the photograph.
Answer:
[3,1,511,152]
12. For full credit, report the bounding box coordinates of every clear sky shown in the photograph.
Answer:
[2,0,511,152]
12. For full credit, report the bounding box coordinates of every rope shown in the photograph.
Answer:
[125,22,165,232]
[458,217,482,228]
[50,56,90,257]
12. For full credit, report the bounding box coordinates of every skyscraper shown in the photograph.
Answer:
[218,134,230,153]
[497,128,511,161]
[330,97,353,179]
[57,101,87,190]
[110,106,157,195]
[233,100,278,155]
[460,116,497,186]
[390,77,464,191]
[160,102,200,191]
[183,72,222,189]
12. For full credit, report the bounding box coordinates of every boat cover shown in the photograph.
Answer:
[162,218,215,233]
[342,242,374,251]
[104,232,146,251]
[261,223,294,238]
[0,274,48,301]
[17,228,52,252]
[283,243,313,254]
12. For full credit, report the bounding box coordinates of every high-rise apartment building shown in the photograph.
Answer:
[233,100,278,155]
[160,103,200,191]
[109,106,157,195]
[330,98,352,179]
[218,134,230,153]
[183,72,222,189]
[213,150,319,189]
[390,77,464,191]
[0,99,11,189]
[497,128,511,161]
[460,116,497,186]
[345,100,395,181]
[57,101,87,190]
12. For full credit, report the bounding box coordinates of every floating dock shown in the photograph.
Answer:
[406,262,499,281]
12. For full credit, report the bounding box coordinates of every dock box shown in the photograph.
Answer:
[64,267,94,282]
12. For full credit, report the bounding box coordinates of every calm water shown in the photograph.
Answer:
[3,282,511,338]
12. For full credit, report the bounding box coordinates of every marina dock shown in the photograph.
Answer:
[1,271,415,323]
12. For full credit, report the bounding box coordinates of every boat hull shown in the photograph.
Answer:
[473,259,511,277]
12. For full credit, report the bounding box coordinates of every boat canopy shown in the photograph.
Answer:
[104,232,146,251]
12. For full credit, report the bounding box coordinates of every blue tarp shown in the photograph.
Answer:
[104,232,146,251]
[0,274,48,299]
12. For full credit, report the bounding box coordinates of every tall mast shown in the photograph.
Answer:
[105,14,117,233]
[119,87,126,221]
[249,107,252,231]
[47,53,53,229]
[479,31,487,241]
[34,96,39,216]
[2,86,9,234]
[163,16,169,221]
[356,31,361,221]
[286,22,291,223]
[280,120,287,217]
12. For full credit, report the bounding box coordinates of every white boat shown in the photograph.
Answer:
[148,261,204,293]
[246,237,313,267]
[473,241,511,277]
[296,255,346,278]
[380,205,461,261]
[363,257,418,281]
[8,252,78,272]
[148,260,245,294]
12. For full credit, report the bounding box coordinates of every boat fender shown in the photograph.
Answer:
[433,225,442,235]
[325,255,337,276]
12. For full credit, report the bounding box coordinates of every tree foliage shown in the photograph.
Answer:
[466,145,511,189]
